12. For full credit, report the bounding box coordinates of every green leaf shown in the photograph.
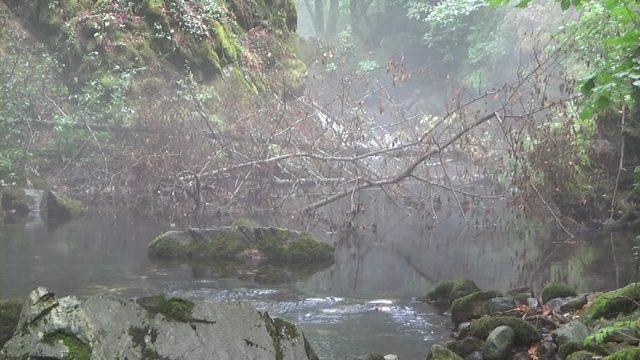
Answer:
[593,94,611,112]
[515,0,532,7]
[581,77,596,96]
[560,0,571,10]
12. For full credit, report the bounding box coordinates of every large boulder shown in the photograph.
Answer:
[541,282,577,303]
[426,344,463,360]
[1,188,42,215]
[422,278,480,305]
[1,287,318,360]
[469,316,540,346]
[450,291,500,324]
[581,283,640,322]
[148,220,334,265]
[546,294,588,314]
[553,320,589,345]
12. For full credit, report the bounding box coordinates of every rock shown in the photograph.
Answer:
[1,188,40,215]
[505,286,533,297]
[581,283,640,322]
[603,347,640,359]
[426,344,463,360]
[482,297,515,315]
[513,351,532,360]
[558,341,583,358]
[545,294,587,313]
[469,316,540,346]
[537,340,557,359]
[366,354,386,360]
[1,288,319,360]
[451,291,501,324]
[454,322,471,340]
[148,221,334,265]
[384,355,399,360]
[466,351,483,360]
[541,282,577,303]
[567,350,597,360]
[45,191,85,219]
[606,327,639,345]
[423,278,480,305]
[553,320,588,345]
[0,299,22,349]
[482,326,514,360]
[446,336,482,357]
[526,297,540,309]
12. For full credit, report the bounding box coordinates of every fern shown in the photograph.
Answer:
[584,320,640,345]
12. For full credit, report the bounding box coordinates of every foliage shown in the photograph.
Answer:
[583,320,640,345]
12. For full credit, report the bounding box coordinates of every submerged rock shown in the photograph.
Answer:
[148,220,334,265]
[1,288,318,360]
[482,325,514,360]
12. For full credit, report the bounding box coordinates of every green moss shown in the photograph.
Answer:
[423,278,480,305]
[513,292,530,305]
[282,57,307,95]
[559,342,583,358]
[148,235,188,258]
[426,344,464,360]
[231,218,262,228]
[138,295,194,322]
[46,191,85,219]
[0,299,22,348]
[541,282,577,303]
[567,350,597,360]
[43,331,92,360]
[286,233,334,263]
[582,283,640,322]
[211,21,237,62]
[202,233,245,258]
[256,231,290,261]
[450,291,500,324]
[469,316,540,346]
[274,318,299,338]
[604,348,640,360]
[230,67,258,95]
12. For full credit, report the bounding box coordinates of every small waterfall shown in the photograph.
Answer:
[23,189,45,212]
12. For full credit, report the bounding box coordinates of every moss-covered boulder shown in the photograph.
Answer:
[149,220,334,265]
[450,291,500,324]
[541,282,577,303]
[604,348,640,359]
[46,191,85,219]
[423,278,481,305]
[469,316,540,346]
[581,283,640,322]
[446,337,483,357]
[1,188,33,215]
[567,350,597,360]
[0,299,22,349]
[426,344,463,360]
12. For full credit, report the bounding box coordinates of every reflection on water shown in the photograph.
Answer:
[0,189,635,359]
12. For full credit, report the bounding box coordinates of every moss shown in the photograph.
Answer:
[189,232,245,259]
[558,342,583,358]
[567,350,597,360]
[286,233,334,263]
[513,292,530,305]
[211,21,238,62]
[256,231,290,261]
[148,234,188,258]
[138,295,194,322]
[143,0,165,17]
[1,188,30,215]
[231,218,262,228]
[282,57,307,95]
[230,67,259,95]
[426,344,464,360]
[423,278,480,305]
[450,291,500,324]
[581,283,640,322]
[0,299,22,348]
[469,316,540,346]
[46,191,85,219]
[541,282,577,303]
[274,318,299,338]
[43,331,92,360]
[604,348,640,360]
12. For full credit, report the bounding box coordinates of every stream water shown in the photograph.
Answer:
[0,190,636,359]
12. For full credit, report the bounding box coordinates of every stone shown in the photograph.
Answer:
[0,299,22,349]
[567,351,596,360]
[606,327,639,345]
[1,288,319,360]
[1,188,38,215]
[581,283,640,322]
[426,344,463,360]
[513,351,533,360]
[482,325,514,360]
[384,355,399,360]
[541,282,577,303]
[451,291,501,324]
[482,297,515,315]
[603,347,640,359]
[553,320,589,345]
[446,336,482,357]
[422,278,480,305]
[466,351,483,360]
[505,286,533,297]
[545,295,588,313]
[454,322,471,340]
[149,221,334,265]
[537,340,557,359]
[526,297,540,309]
[469,315,540,346]
[46,190,85,219]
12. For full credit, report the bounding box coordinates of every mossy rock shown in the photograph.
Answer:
[541,282,577,303]
[0,299,22,349]
[424,278,480,305]
[427,344,463,360]
[581,283,640,322]
[230,218,262,229]
[365,353,386,360]
[137,294,194,322]
[46,191,85,219]
[558,341,583,358]
[1,188,31,215]
[469,316,540,346]
[603,348,640,360]
[42,330,92,360]
[451,291,501,324]
[282,57,307,96]
[567,350,597,360]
